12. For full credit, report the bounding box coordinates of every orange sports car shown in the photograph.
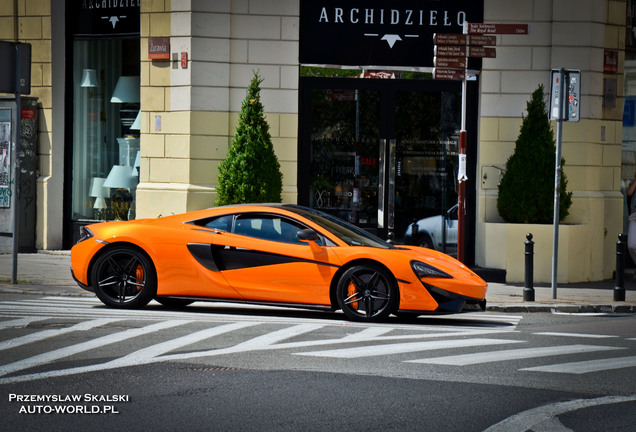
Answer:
[71,204,487,322]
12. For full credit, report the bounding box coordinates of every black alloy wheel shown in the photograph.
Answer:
[91,245,157,308]
[336,264,397,322]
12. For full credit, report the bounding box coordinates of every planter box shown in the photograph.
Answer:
[478,223,590,283]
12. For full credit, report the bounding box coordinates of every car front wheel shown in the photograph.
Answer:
[418,233,434,249]
[336,264,397,322]
[91,245,157,308]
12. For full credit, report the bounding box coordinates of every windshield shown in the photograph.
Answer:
[283,205,394,249]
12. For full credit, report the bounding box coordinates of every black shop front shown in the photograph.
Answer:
[298,0,482,265]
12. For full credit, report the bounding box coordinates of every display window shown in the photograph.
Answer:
[66,1,140,245]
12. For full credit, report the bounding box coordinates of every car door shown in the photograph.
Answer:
[206,213,342,306]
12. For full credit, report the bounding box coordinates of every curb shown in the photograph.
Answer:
[487,304,636,314]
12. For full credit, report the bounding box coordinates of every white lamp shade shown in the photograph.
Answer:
[81,69,98,88]
[103,165,137,190]
[89,177,108,197]
[130,110,141,130]
[93,197,107,209]
[110,76,140,103]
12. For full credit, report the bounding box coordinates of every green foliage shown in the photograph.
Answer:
[497,85,572,223]
[216,72,283,206]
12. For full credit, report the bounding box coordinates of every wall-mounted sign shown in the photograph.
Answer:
[71,1,140,38]
[148,38,170,60]
[465,22,528,34]
[0,42,31,95]
[299,0,483,68]
[604,50,618,74]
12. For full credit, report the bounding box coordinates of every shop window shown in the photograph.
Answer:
[71,39,140,223]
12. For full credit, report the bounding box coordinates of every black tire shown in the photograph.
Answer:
[418,233,434,249]
[155,298,194,308]
[91,245,157,308]
[336,264,397,322]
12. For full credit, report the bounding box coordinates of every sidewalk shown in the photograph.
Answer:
[1,252,635,313]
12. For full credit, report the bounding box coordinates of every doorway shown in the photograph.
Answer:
[298,77,478,263]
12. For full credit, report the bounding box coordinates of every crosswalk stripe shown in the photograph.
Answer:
[407,344,625,366]
[0,318,119,352]
[0,322,324,384]
[533,331,619,339]
[0,320,190,377]
[294,338,523,359]
[0,316,50,328]
[520,355,636,374]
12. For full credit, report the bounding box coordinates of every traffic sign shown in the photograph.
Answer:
[433,33,497,47]
[550,69,580,122]
[434,56,467,68]
[468,46,496,58]
[434,45,466,57]
[433,68,466,81]
[433,33,466,45]
[465,23,529,35]
[469,35,497,46]
[434,45,496,58]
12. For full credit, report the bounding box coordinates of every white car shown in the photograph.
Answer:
[403,204,458,256]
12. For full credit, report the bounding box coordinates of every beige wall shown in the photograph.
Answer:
[477,0,626,282]
[136,0,300,219]
[0,0,59,250]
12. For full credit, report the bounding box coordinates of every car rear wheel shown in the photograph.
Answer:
[336,264,397,322]
[91,245,157,308]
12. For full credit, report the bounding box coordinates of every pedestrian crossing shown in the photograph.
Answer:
[0,297,634,384]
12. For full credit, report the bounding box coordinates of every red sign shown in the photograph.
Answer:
[21,109,35,119]
[604,50,618,74]
[434,56,467,68]
[148,37,170,60]
[181,51,188,69]
[433,68,465,81]
[466,23,529,35]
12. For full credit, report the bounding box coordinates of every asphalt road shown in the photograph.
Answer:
[0,293,635,431]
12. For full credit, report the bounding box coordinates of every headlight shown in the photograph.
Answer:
[76,226,94,244]
[411,260,452,279]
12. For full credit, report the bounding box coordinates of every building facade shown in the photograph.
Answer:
[0,0,632,283]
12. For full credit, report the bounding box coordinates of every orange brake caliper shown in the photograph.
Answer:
[135,265,144,291]
[348,282,358,310]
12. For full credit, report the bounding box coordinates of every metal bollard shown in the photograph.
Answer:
[524,233,535,302]
[614,233,626,302]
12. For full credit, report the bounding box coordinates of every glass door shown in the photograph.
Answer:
[306,87,382,233]
[299,77,470,256]
[393,89,461,254]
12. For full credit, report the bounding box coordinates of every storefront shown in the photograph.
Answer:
[64,1,141,246]
[4,0,629,282]
[298,1,482,262]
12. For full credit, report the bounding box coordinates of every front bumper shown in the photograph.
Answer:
[425,282,486,313]
[70,267,93,292]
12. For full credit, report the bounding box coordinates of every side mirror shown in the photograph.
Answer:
[297,229,319,242]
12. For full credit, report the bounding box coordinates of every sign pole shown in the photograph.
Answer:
[551,68,565,299]
[11,43,21,284]
[457,77,468,263]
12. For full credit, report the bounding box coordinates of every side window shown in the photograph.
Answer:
[234,215,322,245]
[192,215,233,231]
